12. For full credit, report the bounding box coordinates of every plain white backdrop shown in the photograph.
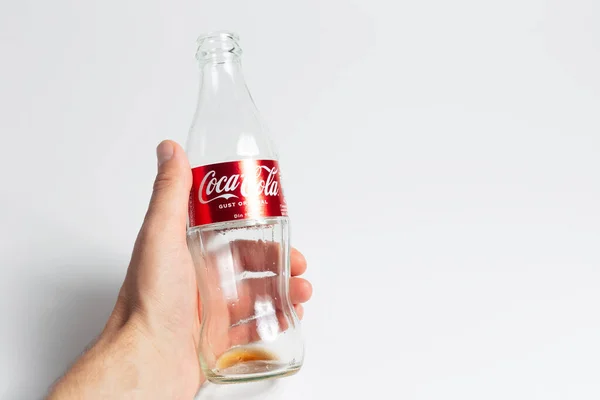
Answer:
[1,0,599,399]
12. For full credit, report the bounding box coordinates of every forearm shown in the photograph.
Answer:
[47,317,185,399]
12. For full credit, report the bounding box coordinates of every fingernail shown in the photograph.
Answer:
[156,141,174,167]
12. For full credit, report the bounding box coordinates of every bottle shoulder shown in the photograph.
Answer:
[186,124,279,167]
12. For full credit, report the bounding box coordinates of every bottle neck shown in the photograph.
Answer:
[187,32,277,165]
[198,58,250,101]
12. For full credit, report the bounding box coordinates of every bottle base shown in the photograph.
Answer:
[205,361,301,384]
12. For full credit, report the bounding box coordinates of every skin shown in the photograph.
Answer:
[47,141,312,399]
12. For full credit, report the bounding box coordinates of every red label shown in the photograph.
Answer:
[188,159,288,227]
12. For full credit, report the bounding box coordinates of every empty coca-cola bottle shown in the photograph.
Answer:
[185,31,304,383]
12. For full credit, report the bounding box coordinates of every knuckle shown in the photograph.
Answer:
[153,171,176,192]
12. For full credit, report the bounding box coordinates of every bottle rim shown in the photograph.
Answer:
[195,31,242,63]
[196,30,240,44]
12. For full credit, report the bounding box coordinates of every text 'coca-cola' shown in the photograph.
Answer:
[188,159,288,227]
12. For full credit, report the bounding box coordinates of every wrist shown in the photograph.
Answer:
[104,312,196,397]
[48,314,195,399]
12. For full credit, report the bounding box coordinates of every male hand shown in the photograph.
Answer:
[48,141,312,399]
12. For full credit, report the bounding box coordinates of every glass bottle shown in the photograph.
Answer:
[185,31,304,384]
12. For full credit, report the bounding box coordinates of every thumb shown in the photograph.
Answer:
[142,140,192,239]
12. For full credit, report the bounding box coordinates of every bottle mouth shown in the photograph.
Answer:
[196,31,242,64]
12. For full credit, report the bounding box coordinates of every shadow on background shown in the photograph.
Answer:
[196,379,282,400]
[8,265,123,400]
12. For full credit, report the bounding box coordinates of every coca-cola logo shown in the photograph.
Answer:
[198,165,280,204]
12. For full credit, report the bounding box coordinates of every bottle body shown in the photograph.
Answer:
[187,217,303,383]
[185,32,303,384]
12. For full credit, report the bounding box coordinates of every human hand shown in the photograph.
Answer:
[48,140,312,399]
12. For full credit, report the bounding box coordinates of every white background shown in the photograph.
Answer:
[1,0,599,399]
